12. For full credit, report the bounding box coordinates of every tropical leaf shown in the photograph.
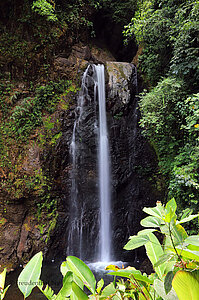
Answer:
[0,268,6,290]
[97,278,104,293]
[124,235,150,250]
[60,261,83,289]
[137,229,156,235]
[185,235,199,247]
[143,203,165,219]
[108,268,153,284]
[154,279,178,300]
[71,282,88,300]
[66,256,96,294]
[177,214,199,224]
[173,247,199,262]
[56,271,73,298]
[164,271,174,294]
[172,270,199,300]
[145,233,165,279]
[154,253,175,268]
[18,251,43,298]
[101,282,116,298]
[141,216,162,228]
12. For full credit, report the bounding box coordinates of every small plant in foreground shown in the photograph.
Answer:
[11,199,199,299]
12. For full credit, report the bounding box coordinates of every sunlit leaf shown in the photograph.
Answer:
[143,203,165,219]
[145,233,165,279]
[185,235,199,246]
[177,214,199,224]
[37,281,56,300]
[66,256,96,294]
[71,282,88,300]
[172,270,199,300]
[124,235,150,250]
[101,282,116,298]
[97,278,104,293]
[154,253,175,267]
[18,251,43,298]
[56,271,73,298]
[154,279,178,300]
[141,216,162,228]
[174,247,199,262]
[137,229,156,235]
[108,269,153,284]
[60,261,83,289]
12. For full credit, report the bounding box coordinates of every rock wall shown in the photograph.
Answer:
[0,45,162,270]
[48,60,162,263]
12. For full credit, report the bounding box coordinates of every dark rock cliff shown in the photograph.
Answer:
[0,44,162,270]
[44,59,162,264]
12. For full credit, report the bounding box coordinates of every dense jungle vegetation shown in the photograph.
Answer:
[0,0,199,299]
[0,0,198,237]
[124,0,199,220]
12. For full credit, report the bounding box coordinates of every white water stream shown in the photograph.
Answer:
[94,64,111,262]
[68,64,112,263]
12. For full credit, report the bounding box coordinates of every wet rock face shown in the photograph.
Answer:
[105,62,160,261]
[51,62,161,263]
[0,60,160,269]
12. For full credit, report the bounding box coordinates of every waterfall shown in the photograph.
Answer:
[68,64,111,262]
[94,65,111,262]
[67,65,91,259]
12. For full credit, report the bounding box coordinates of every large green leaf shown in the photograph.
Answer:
[154,279,178,300]
[71,282,88,300]
[165,198,177,223]
[145,233,165,279]
[97,278,104,294]
[177,214,199,224]
[141,216,162,228]
[173,247,199,262]
[162,223,187,252]
[164,271,174,295]
[101,282,116,298]
[172,270,199,300]
[154,253,175,268]
[137,229,156,235]
[60,261,83,289]
[108,268,153,284]
[124,235,150,250]
[0,268,6,290]
[66,256,96,294]
[143,203,165,219]
[18,251,43,298]
[185,235,199,246]
[56,271,73,298]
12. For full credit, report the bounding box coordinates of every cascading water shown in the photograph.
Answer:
[95,65,111,262]
[67,65,91,259]
[68,64,112,263]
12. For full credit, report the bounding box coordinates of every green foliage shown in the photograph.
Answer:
[0,269,9,300]
[139,78,199,212]
[13,200,199,299]
[18,252,43,298]
[124,0,199,86]
[172,270,199,299]
[169,1,199,87]
[99,0,137,24]
[32,0,58,22]
[3,80,72,140]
